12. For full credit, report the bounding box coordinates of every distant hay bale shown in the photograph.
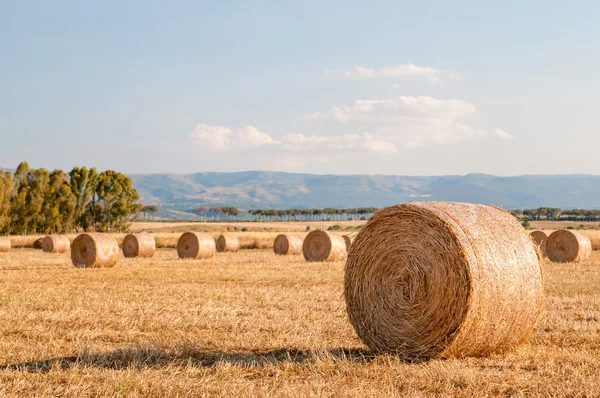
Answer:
[177,232,216,259]
[42,235,71,254]
[582,231,600,251]
[529,231,548,256]
[33,238,43,249]
[344,202,543,360]
[546,229,592,263]
[303,230,347,262]
[343,235,355,251]
[123,232,156,258]
[216,234,240,253]
[273,234,303,255]
[0,237,11,253]
[71,233,120,268]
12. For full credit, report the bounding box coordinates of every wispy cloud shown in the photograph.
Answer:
[494,129,515,140]
[329,63,459,85]
[304,96,486,148]
[189,125,279,151]
[189,126,396,155]
[190,94,490,161]
[282,132,397,154]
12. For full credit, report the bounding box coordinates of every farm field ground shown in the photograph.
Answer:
[8,219,600,251]
[0,226,599,396]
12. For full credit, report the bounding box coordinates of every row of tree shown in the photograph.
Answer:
[188,207,379,222]
[0,162,141,235]
[192,206,240,221]
[247,207,378,221]
[513,207,600,221]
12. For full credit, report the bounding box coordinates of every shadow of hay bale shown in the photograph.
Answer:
[2,346,375,373]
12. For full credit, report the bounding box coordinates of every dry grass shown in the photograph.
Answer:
[0,241,597,396]
[129,220,364,234]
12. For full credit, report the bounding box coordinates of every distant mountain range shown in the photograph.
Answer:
[129,171,600,219]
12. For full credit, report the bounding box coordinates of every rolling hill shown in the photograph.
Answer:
[129,171,600,218]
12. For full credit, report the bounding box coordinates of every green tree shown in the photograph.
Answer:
[0,171,12,234]
[69,166,98,232]
[88,170,141,232]
[41,170,76,233]
[141,205,159,220]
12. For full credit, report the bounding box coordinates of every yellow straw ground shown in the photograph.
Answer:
[0,246,598,396]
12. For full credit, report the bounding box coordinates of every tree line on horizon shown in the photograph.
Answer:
[188,206,378,221]
[512,207,600,222]
[0,162,141,235]
[186,205,600,223]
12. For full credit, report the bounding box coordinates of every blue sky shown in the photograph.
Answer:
[1,1,599,175]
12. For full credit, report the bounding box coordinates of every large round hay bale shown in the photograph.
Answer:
[343,235,355,251]
[0,237,11,252]
[42,235,71,254]
[71,233,120,268]
[303,230,347,262]
[216,234,240,253]
[273,234,303,255]
[33,238,44,249]
[546,229,592,263]
[123,232,156,258]
[529,230,548,256]
[344,202,543,360]
[177,232,215,259]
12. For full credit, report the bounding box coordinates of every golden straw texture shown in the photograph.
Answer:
[343,235,355,252]
[546,230,592,263]
[216,234,240,253]
[529,231,548,256]
[303,230,347,262]
[344,202,543,360]
[71,233,120,268]
[0,237,11,253]
[582,231,600,251]
[42,235,70,254]
[177,232,216,260]
[123,232,156,258]
[33,238,43,249]
[273,234,303,255]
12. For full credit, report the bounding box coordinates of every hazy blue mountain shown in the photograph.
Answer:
[129,171,600,218]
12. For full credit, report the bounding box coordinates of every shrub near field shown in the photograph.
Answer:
[0,247,598,395]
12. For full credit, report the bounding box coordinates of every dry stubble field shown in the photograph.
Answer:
[0,224,599,396]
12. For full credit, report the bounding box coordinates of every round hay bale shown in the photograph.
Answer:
[123,232,156,258]
[273,234,303,255]
[177,232,215,260]
[582,231,600,251]
[529,230,548,256]
[546,229,592,263]
[343,235,355,251]
[344,202,543,360]
[216,234,240,253]
[0,237,11,253]
[33,238,44,249]
[42,235,71,254]
[303,230,347,262]
[71,233,120,268]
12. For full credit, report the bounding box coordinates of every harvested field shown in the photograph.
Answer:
[0,245,598,396]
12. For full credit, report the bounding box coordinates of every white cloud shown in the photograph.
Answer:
[332,63,458,85]
[304,96,487,148]
[494,129,515,140]
[282,132,397,154]
[189,94,487,160]
[189,124,232,150]
[237,125,279,147]
[189,124,279,151]
[189,125,397,156]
